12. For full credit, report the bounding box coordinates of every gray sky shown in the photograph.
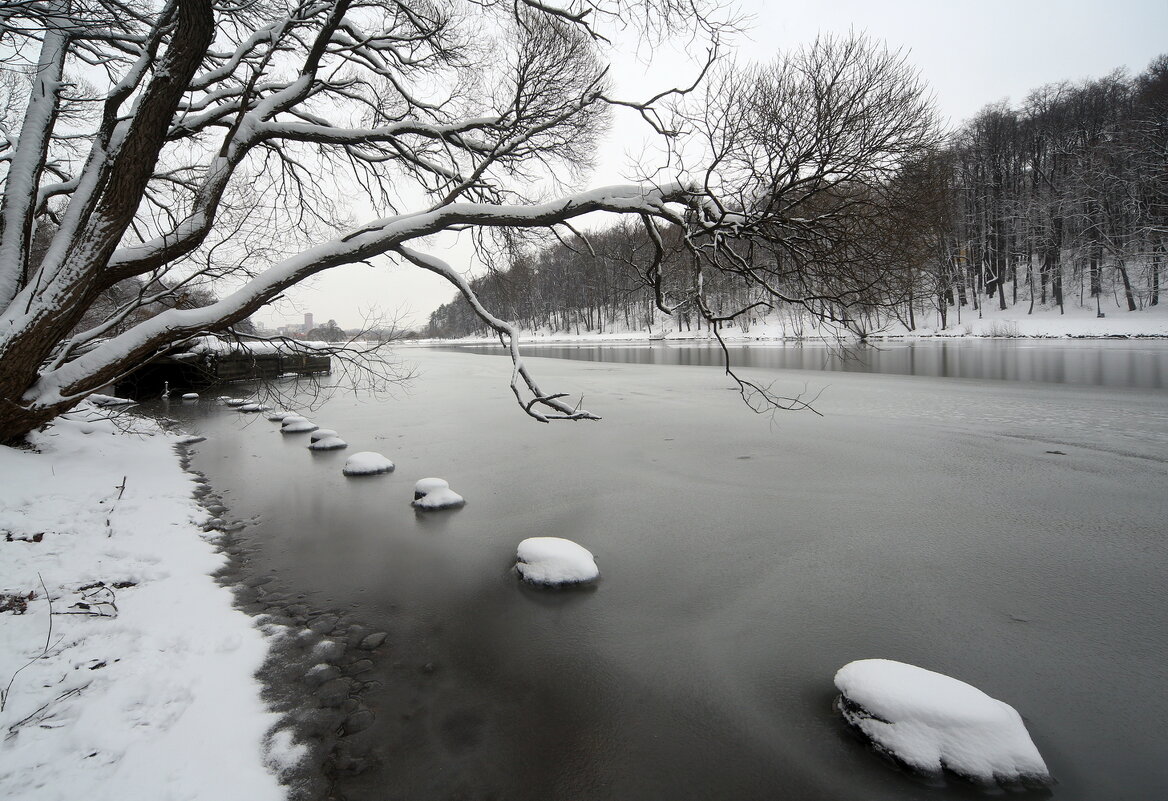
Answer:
[741,0,1167,128]
[256,0,1168,332]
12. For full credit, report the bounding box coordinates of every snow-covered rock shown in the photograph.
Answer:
[225,397,247,407]
[308,435,347,451]
[342,452,395,476]
[266,410,292,422]
[181,392,199,400]
[833,659,1051,785]
[88,393,135,407]
[515,537,599,586]
[238,402,267,413]
[281,418,318,434]
[413,477,448,497]
[411,477,465,510]
[309,428,339,442]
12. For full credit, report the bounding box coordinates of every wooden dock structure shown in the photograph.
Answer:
[117,346,330,396]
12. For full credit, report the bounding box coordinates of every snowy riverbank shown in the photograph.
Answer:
[0,402,294,801]
[412,300,1168,345]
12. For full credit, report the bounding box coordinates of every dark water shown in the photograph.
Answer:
[441,339,1168,389]
[171,349,1168,800]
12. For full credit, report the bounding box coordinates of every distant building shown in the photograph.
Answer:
[272,313,319,339]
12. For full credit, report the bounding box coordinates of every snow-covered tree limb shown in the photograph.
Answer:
[0,0,934,444]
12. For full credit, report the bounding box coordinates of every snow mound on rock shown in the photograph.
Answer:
[309,428,339,442]
[411,477,465,510]
[342,452,395,476]
[181,392,199,400]
[833,658,1051,785]
[515,537,599,585]
[281,419,318,434]
[225,397,247,407]
[308,436,347,451]
[413,477,451,497]
[238,402,267,412]
[88,393,135,407]
[266,410,291,422]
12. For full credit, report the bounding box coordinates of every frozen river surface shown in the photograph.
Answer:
[177,347,1168,800]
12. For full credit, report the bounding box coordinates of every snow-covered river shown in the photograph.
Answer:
[173,343,1168,800]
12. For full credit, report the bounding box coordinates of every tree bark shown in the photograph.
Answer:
[1116,260,1137,311]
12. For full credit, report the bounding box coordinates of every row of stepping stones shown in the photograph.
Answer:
[267,405,465,511]
[199,397,603,585]
[184,395,465,509]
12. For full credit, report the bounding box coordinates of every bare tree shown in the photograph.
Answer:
[942,57,1168,319]
[2,1,946,442]
[653,34,940,397]
[0,0,748,442]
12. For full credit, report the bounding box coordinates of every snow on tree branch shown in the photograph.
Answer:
[0,0,942,444]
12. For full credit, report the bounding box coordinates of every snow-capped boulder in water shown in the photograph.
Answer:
[266,410,291,422]
[308,436,347,451]
[411,477,465,510]
[342,452,395,476]
[281,418,318,434]
[515,537,599,586]
[833,659,1051,786]
[309,428,339,442]
[182,392,199,401]
[238,402,267,413]
[225,397,247,407]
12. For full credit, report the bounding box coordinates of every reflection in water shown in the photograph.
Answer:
[442,340,1168,389]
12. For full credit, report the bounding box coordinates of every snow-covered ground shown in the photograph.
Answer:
[0,402,294,801]
[410,300,1168,345]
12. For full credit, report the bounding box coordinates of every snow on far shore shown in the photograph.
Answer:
[0,403,291,801]
[408,300,1168,346]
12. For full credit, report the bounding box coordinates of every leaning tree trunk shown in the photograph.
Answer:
[0,0,215,445]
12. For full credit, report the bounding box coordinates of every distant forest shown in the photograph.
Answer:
[427,55,1167,338]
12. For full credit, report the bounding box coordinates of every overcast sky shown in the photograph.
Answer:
[257,0,1168,332]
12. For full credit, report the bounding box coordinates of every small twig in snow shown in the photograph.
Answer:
[40,573,52,655]
[106,476,127,537]
[7,685,89,739]
[0,574,56,715]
